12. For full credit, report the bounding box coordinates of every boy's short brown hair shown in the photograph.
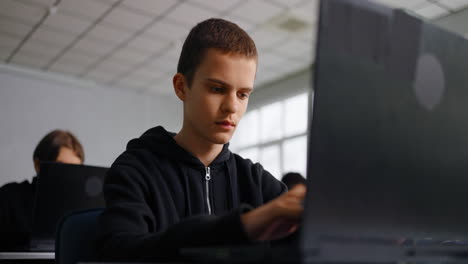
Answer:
[177,18,257,87]
[33,129,84,163]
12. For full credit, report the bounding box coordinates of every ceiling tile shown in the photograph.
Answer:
[28,27,76,47]
[11,52,49,69]
[102,6,153,32]
[0,49,13,61]
[96,0,120,5]
[372,0,427,9]
[165,2,218,27]
[229,0,285,24]
[73,37,117,56]
[122,0,176,17]
[19,39,62,58]
[414,2,450,19]
[125,35,169,54]
[130,68,165,80]
[133,67,166,80]
[0,16,34,38]
[274,58,308,75]
[0,0,46,25]
[18,0,56,8]
[87,24,132,45]
[189,0,243,12]
[270,0,305,8]
[221,14,257,32]
[58,0,110,19]
[145,20,191,41]
[250,28,290,49]
[43,12,94,34]
[273,39,310,57]
[0,33,22,49]
[259,52,287,68]
[289,0,319,24]
[437,0,468,10]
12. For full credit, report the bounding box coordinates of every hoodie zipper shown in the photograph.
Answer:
[205,166,212,215]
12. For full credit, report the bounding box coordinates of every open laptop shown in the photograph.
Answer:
[23,162,107,252]
[182,0,468,263]
[302,0,468,262]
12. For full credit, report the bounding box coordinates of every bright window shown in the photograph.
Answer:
[231,92,311,180]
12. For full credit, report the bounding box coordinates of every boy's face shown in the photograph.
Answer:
[175,48,256,145]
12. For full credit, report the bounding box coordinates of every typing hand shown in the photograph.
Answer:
[241,184,306,241]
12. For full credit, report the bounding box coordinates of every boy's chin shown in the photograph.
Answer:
[210,134,232,145]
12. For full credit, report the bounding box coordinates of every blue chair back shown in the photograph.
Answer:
[55,208,103,264]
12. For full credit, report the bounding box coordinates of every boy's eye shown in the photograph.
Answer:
[211,87,224,93]
[238,92,249,99]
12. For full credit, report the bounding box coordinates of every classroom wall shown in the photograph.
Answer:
[0,64,182,186]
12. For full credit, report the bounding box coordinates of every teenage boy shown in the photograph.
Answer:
[98,18,306,262]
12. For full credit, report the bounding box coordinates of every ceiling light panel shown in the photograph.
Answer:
[229,0,284,24]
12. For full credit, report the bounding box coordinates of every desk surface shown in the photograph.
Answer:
[0,252,54,260]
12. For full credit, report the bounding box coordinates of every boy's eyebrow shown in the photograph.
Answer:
[205,78,253,91]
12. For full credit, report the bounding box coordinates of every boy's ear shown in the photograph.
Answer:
[33,158,40,174]
[173,73,187,101]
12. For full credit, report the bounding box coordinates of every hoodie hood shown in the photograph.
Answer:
[126,126,231,168]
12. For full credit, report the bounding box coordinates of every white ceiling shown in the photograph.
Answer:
[1,0,467,96]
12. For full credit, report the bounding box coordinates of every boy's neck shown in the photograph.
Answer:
[173,130,224,167]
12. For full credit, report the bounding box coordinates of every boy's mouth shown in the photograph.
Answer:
[215,120,236,127]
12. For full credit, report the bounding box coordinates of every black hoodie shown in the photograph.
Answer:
[98,126,286,261]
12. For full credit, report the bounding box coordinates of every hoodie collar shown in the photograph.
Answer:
[127,126,232,168]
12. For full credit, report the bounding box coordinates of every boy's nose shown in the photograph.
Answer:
[222,94,239,113]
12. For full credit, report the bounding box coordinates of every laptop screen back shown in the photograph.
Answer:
[32,162,107,240]
[303,0,468,247]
